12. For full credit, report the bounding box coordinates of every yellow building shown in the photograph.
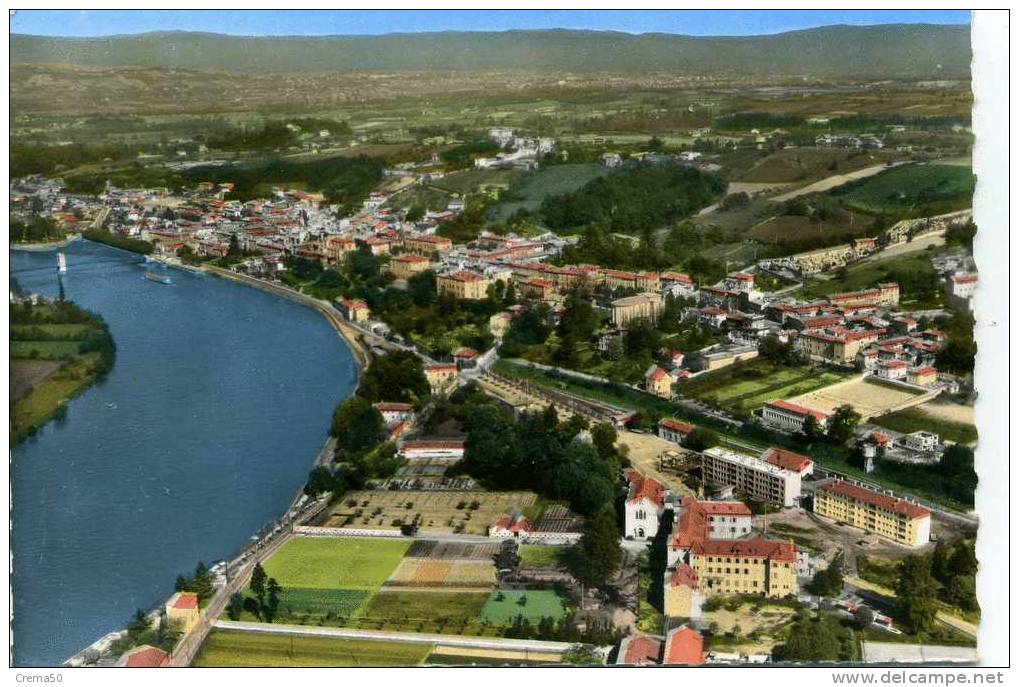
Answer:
[799,329,881,364]
[611,292,664,328]
[324,236,357,265]
[814,479,931,547]
[437,271,489,300]
[165,591,200,634]
[645,366,673,399]
[403,234,453,255]
[664,565,700,618]
[389,254,431,279]
[689,539,798,598]
[424,363,459,393]
[338,298,371,323]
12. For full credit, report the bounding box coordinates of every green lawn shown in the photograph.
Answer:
[10,323,95,338]
[679,358,850,415]
[798,252,945,309]
[263,537,410,590]
[479,590,569,624]
[518,546,562,568]
[831,163,974,217]
[870,407,977,446]
[194,630,432,667]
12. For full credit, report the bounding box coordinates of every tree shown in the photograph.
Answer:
[493,539,521,571]
[192,561,214,602]
[826,404,861,445]
[808,563,844,597]
[127,609,151,638]
[250,562,267,608]
[570,504,622,587]
[684,427,719,452]
[228,232,242,257]
[853,605,876,630]
[895,554,939,634]
[227,593,244,621]
[774,614,842,662]
[330,396,385,455]
[357,351,431,405]
[265,578,281,623]
[405,203,426,222]
[799,414,826,443]
[591,423,618,461]
[936,445,977,506]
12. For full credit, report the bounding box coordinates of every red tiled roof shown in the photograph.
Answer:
[669,563,699,589]
[869,432,892,445]
[762,448,814,473]
[660,418,694,435]
[647,367,669,382]
[767,400,828,422]
[445,270,486,283]
[627,471,668,507]
[819,479,931,520]
[910,366,937,376]
[671,496,750,550]
[691,538,797,563]
[493,514,533,533]
[621,635,663,665]
[663,626,705,666]
[171,592,199,610]
[426,364,458,372]
[123,645,170,668]
[394,254,430,263]
[454,347,478,358]
[401,440,464,451]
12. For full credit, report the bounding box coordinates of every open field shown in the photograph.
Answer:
[9,359,62,402]
[479,590,570,624]
[871,406,977,446]
[789,376,931,420]
[518,545,563,568]
[739,148,904,185]
[430,168,518,196]
[701,600,799,654]
[194,630,431,667]
[320,490,537,536]
[9,340,85,358]
[680,358,851,415]
[263,537,410,591]
[831,163,974,217]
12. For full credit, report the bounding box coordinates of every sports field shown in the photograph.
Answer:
[194,630,431,667]
[479,590,569,624]
[789,376,931,420]
[680,358,850,415]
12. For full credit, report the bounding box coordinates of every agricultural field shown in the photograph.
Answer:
[679,358,851,416]
[479,590,570,624]
[831,162,974,217]
[194,630,431,667]
[356,591,491,634]
[486,163,611,223]
[870,406,978,446]
[747,210,876,246]
[788,376,930,421]
[429,168,519,196]
[319,490,538,536]
[386,558,498,590]
[739,148,905,185]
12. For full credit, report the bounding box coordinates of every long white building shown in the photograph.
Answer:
[700,447,803,508]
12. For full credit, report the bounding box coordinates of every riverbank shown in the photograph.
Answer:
[199,264,371,373]
[81,229,154,255]
[10,235,81,251]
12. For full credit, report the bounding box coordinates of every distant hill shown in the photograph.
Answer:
[10,25,971,79]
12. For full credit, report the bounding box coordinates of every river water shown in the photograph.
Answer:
[10,241,358,666]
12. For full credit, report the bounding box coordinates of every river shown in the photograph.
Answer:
[10,240,358,666]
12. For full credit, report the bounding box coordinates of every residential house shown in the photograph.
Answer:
[165,591,200,634]
[645,366,673,399]
[437,270,489,300]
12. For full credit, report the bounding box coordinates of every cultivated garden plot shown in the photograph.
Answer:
[320,490,538,535]
[386,558,499,590]
[194,630,432,667]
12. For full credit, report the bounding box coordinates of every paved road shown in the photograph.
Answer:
[214,619,575,654]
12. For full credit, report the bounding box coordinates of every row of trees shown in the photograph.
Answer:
[226,562,283,623]
[895,538,979,634]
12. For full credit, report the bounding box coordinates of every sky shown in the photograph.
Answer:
[10,9,970,38]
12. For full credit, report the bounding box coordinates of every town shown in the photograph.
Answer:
[8,15,983,671]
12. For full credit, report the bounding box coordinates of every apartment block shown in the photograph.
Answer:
[814,479,931,547]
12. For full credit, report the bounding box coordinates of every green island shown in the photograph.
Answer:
[10,292,116,443]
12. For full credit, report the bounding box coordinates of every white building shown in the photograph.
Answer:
[902,431,940,453]
[397,440,465,462]
[761,400,829,433]
[373,402,415,424]
[624,469,672,540]
[701,447,803,508]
